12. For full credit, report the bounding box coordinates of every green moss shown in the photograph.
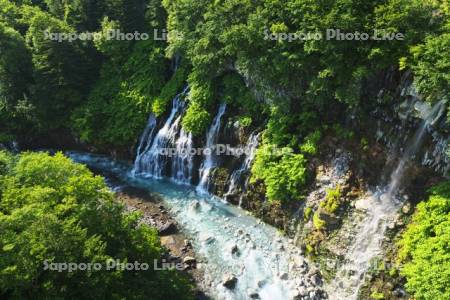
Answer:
[370,291,385,300]
[320,185,342,214]
[313,212,326,230]
[304,207,313,221]
[360,137,369,151]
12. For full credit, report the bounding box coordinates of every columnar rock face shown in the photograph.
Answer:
[370,72,449,177]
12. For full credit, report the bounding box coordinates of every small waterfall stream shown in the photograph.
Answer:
[327,100,446,299]
[225,132,260,205]
[133,114,157,173]
[171,128,194,185]
[197,103,227,193]
[386,101,446,198]
[133,87,195,184]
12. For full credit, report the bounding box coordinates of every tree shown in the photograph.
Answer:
[0,22,34,141]
[0,151,194,299]
[26,11,95,129]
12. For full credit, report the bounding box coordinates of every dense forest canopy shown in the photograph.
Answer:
[0,0,448,147]
[0,151,194,299]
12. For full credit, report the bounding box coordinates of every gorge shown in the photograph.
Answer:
[0,1,448,299]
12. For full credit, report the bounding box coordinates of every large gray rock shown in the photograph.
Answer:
[157,221,177,236]
[222,274,237,289]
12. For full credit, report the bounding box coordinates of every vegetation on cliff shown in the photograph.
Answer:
[398,182,450,300]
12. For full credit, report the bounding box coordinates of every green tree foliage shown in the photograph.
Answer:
[163,0,448,143]
[71,37,168,149]
[182,101,211,136]
[152,63,188,116]
[410,33,450,103]
[398,181,450,300]
[0,151,193,299]
[252,142,306,202]
[0,22,34,140]
[26,11,95,129]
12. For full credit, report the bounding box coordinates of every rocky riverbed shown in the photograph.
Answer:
[114,186,209,299]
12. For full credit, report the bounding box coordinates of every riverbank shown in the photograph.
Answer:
[116,187,208,299]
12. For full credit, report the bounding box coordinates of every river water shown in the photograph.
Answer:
[67,151,324,300]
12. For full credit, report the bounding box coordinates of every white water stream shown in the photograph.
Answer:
[327,100,445,299]
[197,103,227,193]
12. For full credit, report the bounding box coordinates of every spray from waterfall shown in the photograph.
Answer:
[327,100,445,300]
[196,103,227,194]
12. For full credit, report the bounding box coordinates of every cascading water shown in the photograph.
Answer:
[171,128,194,185]
[133,88,188,179]
[133,115,157,173]
[387,101,446,198]
[197,103,227,193]
[225,132,260,205]
[327,100,446,299]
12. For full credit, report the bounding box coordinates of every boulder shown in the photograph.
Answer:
[402,202,412,214]
[222,274,237,289]
[199,233,215,244]
[157,221,177,236]
[231,244,240,256]
[311,274,322,286]
[257,280,267,288]
[183,256,196,265]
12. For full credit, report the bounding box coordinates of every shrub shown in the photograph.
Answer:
[397,181,450,300]
[182,102,211,136]
[300,130,322,155]
[252,143,307,202]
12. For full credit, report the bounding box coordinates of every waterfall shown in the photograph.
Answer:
[225,132,260,204]
[133,88,188,179]
[387,101,446,197]
[171,129,194,185]
[196,103,227,193]
[133,115,157,174]
[328,100,446,300]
